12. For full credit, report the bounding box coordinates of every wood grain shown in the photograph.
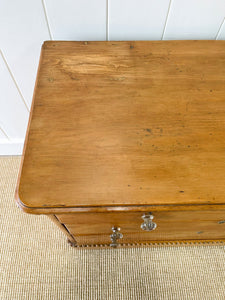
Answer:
[16,41,225,213]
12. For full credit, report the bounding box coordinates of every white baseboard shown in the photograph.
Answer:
[0,139,24,155]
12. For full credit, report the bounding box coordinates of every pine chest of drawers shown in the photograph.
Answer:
[16,41,225,248]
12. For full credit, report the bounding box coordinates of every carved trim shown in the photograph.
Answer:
[72,239,225,249]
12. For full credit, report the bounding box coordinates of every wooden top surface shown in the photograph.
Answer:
[16,41,225,212]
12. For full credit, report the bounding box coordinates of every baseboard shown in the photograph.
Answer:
[0,139,24,155]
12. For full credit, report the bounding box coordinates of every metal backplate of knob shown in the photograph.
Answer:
[110,227,123,248]
[141,213,157,231]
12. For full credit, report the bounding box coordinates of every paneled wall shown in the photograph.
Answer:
[0,0,225,154]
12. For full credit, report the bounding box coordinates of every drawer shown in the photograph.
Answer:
[70,229,225,247]
[56,211,225,246]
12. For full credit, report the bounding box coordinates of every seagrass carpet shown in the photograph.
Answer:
[0,156,225,300]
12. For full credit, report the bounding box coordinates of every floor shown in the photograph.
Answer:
[0,156,225,300]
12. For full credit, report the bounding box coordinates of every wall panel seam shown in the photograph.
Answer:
[106,0,109,41]
[161,0,173,40]
[42,0,53,40]
[0,50,29,112]
[215,17,225,40]
[0,127,9,140]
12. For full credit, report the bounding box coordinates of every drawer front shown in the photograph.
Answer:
[56,211,225,246]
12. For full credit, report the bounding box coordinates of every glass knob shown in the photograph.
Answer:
[110,227,123,248]
[141,213,157,231]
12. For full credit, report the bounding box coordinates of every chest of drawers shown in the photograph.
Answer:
[16,41,225,248]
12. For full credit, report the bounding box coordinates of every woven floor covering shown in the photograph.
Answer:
[0,156,225,300]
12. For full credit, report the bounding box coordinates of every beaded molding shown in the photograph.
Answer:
[68,239,225,248]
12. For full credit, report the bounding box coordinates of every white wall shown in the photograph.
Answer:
[0,0,225,155]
